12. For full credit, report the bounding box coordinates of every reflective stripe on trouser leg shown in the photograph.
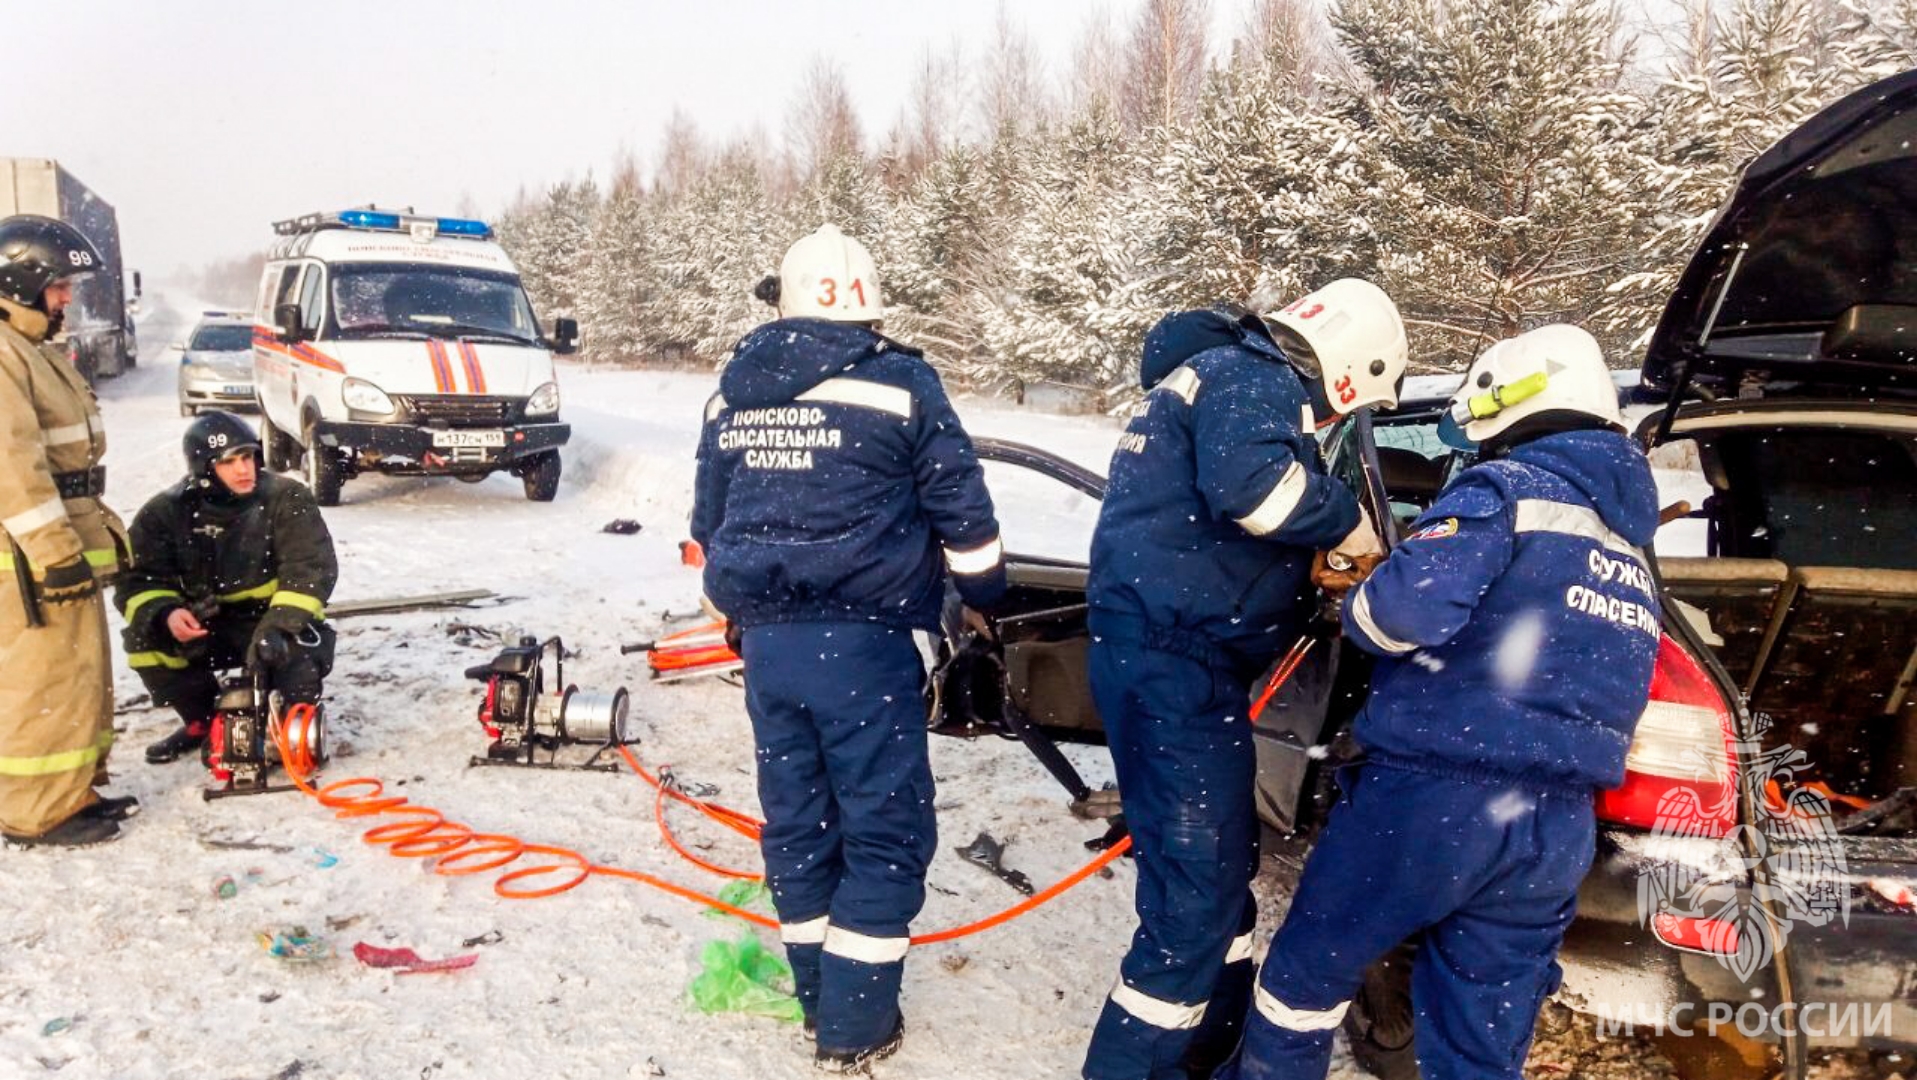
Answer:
[780,915,829,1020]
[1083,635,1261,1080]
[1252,987,1349,1032]
[0,583,112,836]
[1109,980,1207,1029]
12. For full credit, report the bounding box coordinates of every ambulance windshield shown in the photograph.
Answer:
[331,263,541,345]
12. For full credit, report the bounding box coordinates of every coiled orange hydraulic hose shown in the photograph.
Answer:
[268,703,1133,941]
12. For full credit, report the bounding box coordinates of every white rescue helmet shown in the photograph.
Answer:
[1267,278,1408,414]
[1440,324,1623,449]
[776,224,884,323]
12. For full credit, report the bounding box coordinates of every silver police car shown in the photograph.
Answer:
[175,312,257,417]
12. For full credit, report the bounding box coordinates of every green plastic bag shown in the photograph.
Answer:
[687,932,804,1023]
[701,879,774,921]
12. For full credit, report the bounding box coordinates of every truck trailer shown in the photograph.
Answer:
[0,158,141,381]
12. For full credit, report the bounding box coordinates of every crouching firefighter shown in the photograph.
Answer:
[691,224,1006,1073]
[121,411,339,767]
[0,215,136,848]
[1082,280,1407,1080]
[1220,325,1662,1080]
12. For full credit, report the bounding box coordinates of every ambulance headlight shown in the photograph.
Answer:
[341,377,395,415]
[526,381,560,418]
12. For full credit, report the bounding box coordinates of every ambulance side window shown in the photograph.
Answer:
[262,265,300,323]
[298,265,326,337]
[273,265,302,312]
[255,267,280,324]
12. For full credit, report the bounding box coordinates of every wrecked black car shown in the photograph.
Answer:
[930,68,1917,1078]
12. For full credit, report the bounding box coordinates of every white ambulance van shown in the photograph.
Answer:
[252,208,576,506]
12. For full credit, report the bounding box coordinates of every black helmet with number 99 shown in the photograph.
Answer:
[0,215,105,309]
[182,410,262,484]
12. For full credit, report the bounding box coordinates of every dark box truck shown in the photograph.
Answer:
[0,158,141,382]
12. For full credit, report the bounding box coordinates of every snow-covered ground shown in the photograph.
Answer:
[3,298,1806,1080]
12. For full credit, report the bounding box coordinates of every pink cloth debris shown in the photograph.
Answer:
[352,941,479,974]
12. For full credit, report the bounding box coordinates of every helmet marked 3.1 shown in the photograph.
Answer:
[775,224,884,324]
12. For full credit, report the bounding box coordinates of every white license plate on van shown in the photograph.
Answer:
[431,430,506,448]
[223,385,250,396]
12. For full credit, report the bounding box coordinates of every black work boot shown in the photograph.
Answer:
[84,794,141,821]
[145,721,209,764]
[3,813,122,848]
[815,1019,903,1075]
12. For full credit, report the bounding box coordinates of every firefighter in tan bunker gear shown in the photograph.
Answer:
[0,215,136,848]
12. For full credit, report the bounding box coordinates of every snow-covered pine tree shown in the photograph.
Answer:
[513,177,600,326]
[581,165,652,365]
[1601,0,1914,348]
[1114,50,1394,348]
[1330,0,1661,369]
[877,144,994,366]
[975,102,1138,394]
[646,145,784,365]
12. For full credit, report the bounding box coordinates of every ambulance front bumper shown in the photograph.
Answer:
[311,419,570,469]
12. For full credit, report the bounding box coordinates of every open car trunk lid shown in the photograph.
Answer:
[1643,68,1917,400]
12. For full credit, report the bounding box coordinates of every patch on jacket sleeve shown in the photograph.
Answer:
[1408,516,1459,541]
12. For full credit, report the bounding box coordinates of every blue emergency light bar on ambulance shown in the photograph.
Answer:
[252,206,577,507]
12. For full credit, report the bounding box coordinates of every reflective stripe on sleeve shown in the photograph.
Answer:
[127,651,190,670]
[1252,986,1348,1033]
[0,729,114,777]
[1159,366,1201,405]
[823,925,910,964]
[122,589,184,623]
[219,578,279,603]
[1235,462,1308,536]
[1225,932,1256,965]
[797,378,912,420]
[3,495,68,535]
[1109,980,1208,1030]
[1349,587,1419,655]
[43,422,91,447]
[268,589,326,617]
[780,915,828,946]
[1513,499,1643,561]
[0,548,116,572]
[944,536,1004,576]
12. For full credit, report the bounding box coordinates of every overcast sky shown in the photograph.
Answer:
[12,0,1259,286]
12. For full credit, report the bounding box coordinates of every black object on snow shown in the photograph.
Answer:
[955,831,1035,896]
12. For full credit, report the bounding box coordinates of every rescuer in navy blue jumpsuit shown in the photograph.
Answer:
[1081,306,1374,1080]
[1221,325,1661,1080]
[691,225,1005,1072]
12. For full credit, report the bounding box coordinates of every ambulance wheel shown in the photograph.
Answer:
[302,423,344,507]
[1344,945,1419,1080]
[521,451,561,502]
[261,413,297,473]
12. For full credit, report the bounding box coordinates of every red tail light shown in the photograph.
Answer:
[1595,635,1737,836]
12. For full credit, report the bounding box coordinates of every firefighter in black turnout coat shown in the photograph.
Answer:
[691,225,1006,1074]
[118,412,339,765]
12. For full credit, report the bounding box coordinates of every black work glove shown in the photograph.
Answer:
[40,556,98,605]
[248,606,316,669]
[722,619,742,655]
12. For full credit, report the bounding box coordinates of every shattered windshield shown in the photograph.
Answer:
[331,263,540,345]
